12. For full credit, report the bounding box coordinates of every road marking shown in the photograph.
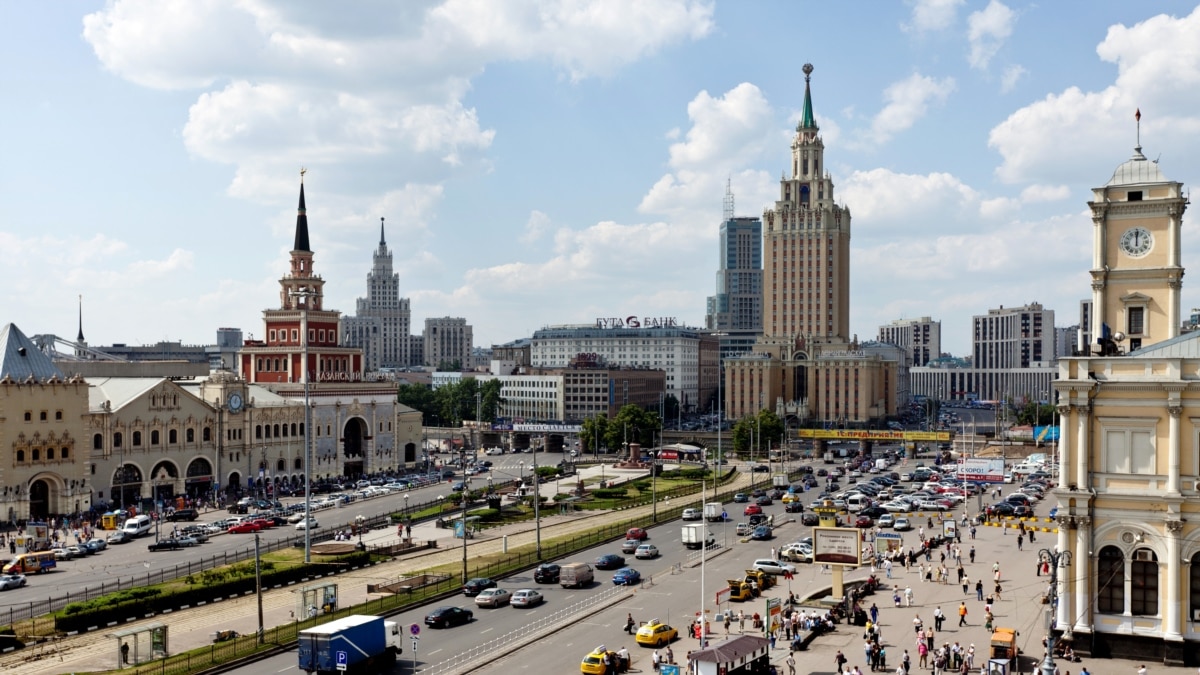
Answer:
[427,648,443,656]
[480,627,494,634]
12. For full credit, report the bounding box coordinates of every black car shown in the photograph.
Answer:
[800,512,820,526]
[755,496,773,506]
[147,538,182,552]
[425,606,474,628]
[462,578,496,596]
[800,466,814,474]
[751,526,773,540]
[533,563,561,583]
[747,514,769,527]
[859,506,889,519]
[165,508,199,522]
[990,502,1017,516]
[816,468,828,477]
[784,501,804,513]
[751,464,770,473]
[595,554,626,570]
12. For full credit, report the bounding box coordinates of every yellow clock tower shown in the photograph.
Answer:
[1088,134,1188,353]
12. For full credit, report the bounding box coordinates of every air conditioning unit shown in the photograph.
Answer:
[1134,549,1155,562]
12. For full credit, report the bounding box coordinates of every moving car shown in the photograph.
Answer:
[473,588,512,608]
[784,501,804,513]
[877,514,895,528]
[681,508,702,521]
[533,563,561,584]
[893,517,913,531]
[612,567,642,586]
[634,544,659,559]
[635,619,678,647]
[625,527,649,541]
[424,606,473,628]
[228,522,261,534]
[106,531,130,544]
[594,554,626,570]
[166,508,199,522]
[751,526,773,540]
[733,493,749,503]
[462,577,497,596]
[800,513,820,526]
[83,537,108,553]
[621,539,642,554]
[0,574,27,590]
[294,517,319,530]
[743,504,762,516]
[752,558,796,575]
[510,589,544,608]
[147,539,182,552]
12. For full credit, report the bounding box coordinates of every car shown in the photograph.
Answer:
[681,508,702,521]
[1012,504,1034,518]
[510,588,544,608]
[752,464,770,473]
[533,563,561,584]
[424,606,474,628]
[106,530,130,544]
[780,543,813,563]
[743,504,762,516]
[612,567,642,585]
[893,516,915,531]
[595,554,626,570]
[83,537,108,553]
[474,588,512,608]
[462,577,497,596]
[166,508,199,522]
[50,547,74,560]
[0,573,26,590]
[916,500,949,511]
[626,527,649,541]
[147,539,182,552]
[751,525,773,540]
[800,512,820,526]
[294,517,318,530]
[732,493,749,503]
[635,619,678,647]
[1048,506,1059,519]
[620,538,643,554]
[750,488,766,498]
[781,492,800,503]
[755,496,773,506]
[752,558,796,575]
[287,511,312,524]
[784,501,804,513]
[859,506,889,519]
[635,544,660,559]
[877,514,895,528]
[228,522,261,534]
[854,515,874,528]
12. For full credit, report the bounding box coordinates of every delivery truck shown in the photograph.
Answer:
[298,615,402,675]
[681,523,716,549]
[704,503,724,522]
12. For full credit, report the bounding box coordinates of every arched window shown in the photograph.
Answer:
[291,423,297,436]
[294,457,303,470]
[273,424,281,438]
[282,424,289,438]
[1131,548,1159,616]
[1097,546,1125,614]
[62,447,69,460]
[16,450,24,462]
[114,432,123,448]
[1189,553,1200,622]
[32,449,40,461]
[151,430,160,445]
[93,433,102,450]
[256,425,262,439]
[186,428,194,443]
[203,427,211,442]
[277,458,286,472]
[133,431,142,447]
[299,423,305,436]
[47,448,55,460]
[169,429,177,444]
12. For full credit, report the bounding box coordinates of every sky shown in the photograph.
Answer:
[4,0,1200,358]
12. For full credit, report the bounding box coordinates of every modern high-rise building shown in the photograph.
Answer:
[725,64,900,425]
[424,317,473,369]
[342,217,413,371]
[705,182,763,363]
[878,317,941,367]
[972,302,1055,369]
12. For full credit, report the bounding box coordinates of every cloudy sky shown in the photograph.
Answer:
[4,0,1200,357]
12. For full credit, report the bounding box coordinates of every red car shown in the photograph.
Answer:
[626,527,648,541]
[228,522,261,534]
[250,518,275,529]
[743,504,762,516]
[854,515,874,528]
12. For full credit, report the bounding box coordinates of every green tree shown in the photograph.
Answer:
[396,383,438,418]
[730,410,785,458]
[605,405,662,453]
[580,415,610,454]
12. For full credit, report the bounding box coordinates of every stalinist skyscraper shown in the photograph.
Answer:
[726,64,901,426]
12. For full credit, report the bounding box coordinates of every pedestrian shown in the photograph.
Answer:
[976,580,984,601]
[917,641,929,669]
[962,575,969,595]
[994,582,1003,601]
[992,561,1000,579]
[958,602,968,626]
[1029,528,1036,543]
[836,650,848,673]
[1138,666,1147,675]
[652,650,661,672]
[786,653,796,675]
[724,612,731,633]
[871,603,879,625]
[903,649,911,675]
[933,607,944,631]
[738,609,746,632]
[1017,533,1024,550]
[904,586,914,607]
[894,587,902,608]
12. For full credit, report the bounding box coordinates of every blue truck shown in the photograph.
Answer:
[298,615,402,675]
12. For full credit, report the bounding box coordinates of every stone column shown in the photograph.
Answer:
[1075,405,1089,490]
[1168,405,1182,495]
[1073,515,1092,634]
[1057,403,1072,488]
[1056,515,1073,634]
[1165,519,1184,641]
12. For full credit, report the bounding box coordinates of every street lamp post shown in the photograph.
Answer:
[1037,548,1073,675]
[289,286,317,564]
[460,474,470,584]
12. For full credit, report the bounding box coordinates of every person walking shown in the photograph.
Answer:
[835,650,848,674]
[738,609,746,632]
[905,585,914,607]
[962,575,970,595]
[975,580,984,601]
[933,607,944,631]
[625,613,636,634]
[902,649,911,675]
[786,653,796,675]
[1017,533,1024,550]
[969,546,975,564]
[958,602,968,626]
[870,603,880,625]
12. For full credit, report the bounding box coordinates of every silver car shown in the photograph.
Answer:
[510,589,544,608]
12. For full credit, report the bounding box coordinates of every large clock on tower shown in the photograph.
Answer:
[228,392,244,413]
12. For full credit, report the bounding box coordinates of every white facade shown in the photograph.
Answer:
[878,316,941,367]
[972,302,1055,368]
[424,317,473,368]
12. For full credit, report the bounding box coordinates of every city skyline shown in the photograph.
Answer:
[4,1,1200,356]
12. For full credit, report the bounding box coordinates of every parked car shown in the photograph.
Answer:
[166,508,199,522]
[751,526,773,540]
[474,588,512,608]
[83,537,108,553]
[854,515,874,528]
[229,522,261,534]
[462,578,497,596]
[800,512,820,526]
[784,502,804,513]
[612,567,642,586]
[877,514,895,528]
[510,589,544,608]
[635,620,678,647]
[893,517,913,531]
[424,606,473,628]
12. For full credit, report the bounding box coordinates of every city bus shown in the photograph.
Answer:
[2,551,57,574]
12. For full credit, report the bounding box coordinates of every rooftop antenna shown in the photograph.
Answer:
[723,177,734,220]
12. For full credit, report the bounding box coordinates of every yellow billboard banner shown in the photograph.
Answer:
[795,429,952,442]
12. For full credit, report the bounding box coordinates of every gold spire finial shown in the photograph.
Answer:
[300,167,307,183]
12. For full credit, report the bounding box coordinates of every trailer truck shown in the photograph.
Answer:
[681,523,716,549]
[298,615,402,675]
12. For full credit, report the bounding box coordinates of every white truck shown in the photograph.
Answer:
[681,523,716,549]
[703,502,724,522]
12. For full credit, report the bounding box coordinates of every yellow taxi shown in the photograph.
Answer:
[781,492,800,503]
[635,619,678,647]
[581,646,613,674]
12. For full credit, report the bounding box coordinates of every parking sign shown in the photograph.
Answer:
[335,650,348,671]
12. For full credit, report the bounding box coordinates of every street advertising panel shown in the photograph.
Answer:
[943,520,957,539]
[956,457,1006,483]
[813,526,862,567]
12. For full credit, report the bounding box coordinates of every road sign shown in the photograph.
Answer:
[409,623,420,636]
[722,510,728,520]
[335,650,348,672]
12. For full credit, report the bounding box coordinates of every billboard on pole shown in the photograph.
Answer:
[955,457,1005,483]
[813,527,862,566]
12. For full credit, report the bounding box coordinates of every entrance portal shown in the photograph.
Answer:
[28,479,52,520]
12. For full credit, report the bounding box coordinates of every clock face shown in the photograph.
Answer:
[228,392,243,412]
[1119,227,1153,258]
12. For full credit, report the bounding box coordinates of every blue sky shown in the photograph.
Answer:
[3,0,1200,357]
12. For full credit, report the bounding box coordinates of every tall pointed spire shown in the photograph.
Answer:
[76,294,84,342]
[293,167,311,253]
[380,217,386,246]
[798,63,817,131]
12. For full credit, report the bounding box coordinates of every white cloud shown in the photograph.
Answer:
[1020,184,1070,203]
[853,73,955,148]
[902,0,964,34]
[840,168,981,233]
[1000,64,1026,93]
[522,210,553,243]
[967,0,1016,70]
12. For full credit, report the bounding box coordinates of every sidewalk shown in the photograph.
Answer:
[2,470,755,675]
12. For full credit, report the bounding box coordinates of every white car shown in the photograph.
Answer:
[877,514,895,528]
[510,589,544,607]
[287,512,311,524]
[893,517,913,531]
[681,508,702,521]
[752,558,796,575]
[295,517,319,530]
[635,544,660,559]
[780,543,813,563]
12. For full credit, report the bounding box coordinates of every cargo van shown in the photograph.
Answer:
[559,562,594,589]
[122,515,153,537]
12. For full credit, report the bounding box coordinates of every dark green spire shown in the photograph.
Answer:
[293,170,311,252]
[798,63,817,131]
